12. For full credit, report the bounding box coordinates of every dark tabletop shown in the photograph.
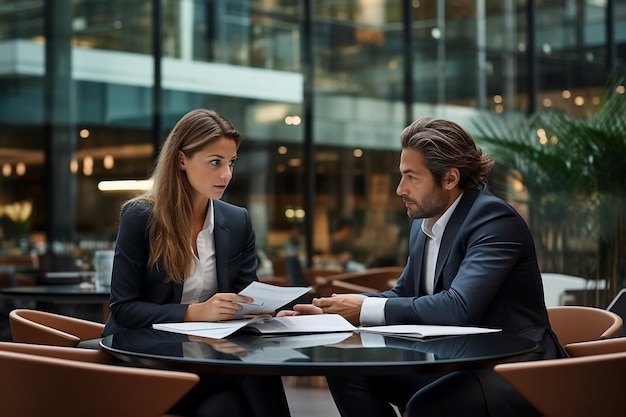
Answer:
[0,284,110,305]
[1,283,108,296]
[100,328,538,376]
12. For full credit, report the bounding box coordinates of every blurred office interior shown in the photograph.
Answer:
[0,0,624,297]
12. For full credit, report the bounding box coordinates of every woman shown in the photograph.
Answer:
[102,109,291,417]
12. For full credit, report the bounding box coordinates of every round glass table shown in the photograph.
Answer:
[101,328,538,376]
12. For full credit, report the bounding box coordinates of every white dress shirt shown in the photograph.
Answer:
[359,193,463,325]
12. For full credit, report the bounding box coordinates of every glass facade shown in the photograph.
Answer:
[0,0,624,298]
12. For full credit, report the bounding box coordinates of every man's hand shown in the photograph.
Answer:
[276,304,323,316]
[313,294,363,325]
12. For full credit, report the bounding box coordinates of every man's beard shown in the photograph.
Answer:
[405,189,446,219]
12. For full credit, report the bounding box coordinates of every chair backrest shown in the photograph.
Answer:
[547,306,623,347]
[258,276,290,287]
[564,336,626,357]
[301,268,345,289]
[0,341,113,363]
[0,348,199,417]
[9,309,105,347]
[494,352,626,417]
[606,288,626,336]
[315,267,404,297]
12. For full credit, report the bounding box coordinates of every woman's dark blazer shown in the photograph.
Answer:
[102,199,258,337]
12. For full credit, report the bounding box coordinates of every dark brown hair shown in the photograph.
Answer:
[400,117,493,190]
[128,109,243,283]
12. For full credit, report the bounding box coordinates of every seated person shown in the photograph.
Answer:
[103,109,291,417]
[281,117,566,417]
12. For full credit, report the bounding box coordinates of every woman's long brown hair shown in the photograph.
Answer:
[125,109,242,284]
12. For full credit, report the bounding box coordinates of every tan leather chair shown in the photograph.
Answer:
[565,336,626,357]
[302,268,344,288]
[0,342,199,417]
[314,266,404,297]
[495,352,626,417]
[258,276,290,286]
[547,305,622,347]
[9,308,105,347]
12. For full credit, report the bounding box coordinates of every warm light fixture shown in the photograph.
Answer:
[284,115,301,126]
[2,163,11,177]
[103,155,114,169]
[83,155,93,176]
[15,162,26,176]
[98,179,153,192]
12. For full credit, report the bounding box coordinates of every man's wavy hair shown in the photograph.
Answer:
[400,117,493,190]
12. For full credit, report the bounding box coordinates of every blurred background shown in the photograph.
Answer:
[0,0,624,311]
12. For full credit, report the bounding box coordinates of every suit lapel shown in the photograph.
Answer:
[409,221,427,296]
[212,201,230,291]
[433,187,480,291]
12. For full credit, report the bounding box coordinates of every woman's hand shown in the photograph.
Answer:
[185,293,254,322]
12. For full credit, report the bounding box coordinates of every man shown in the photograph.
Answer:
[286,117,566,417]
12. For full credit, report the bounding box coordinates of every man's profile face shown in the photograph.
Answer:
[396,148,448,220]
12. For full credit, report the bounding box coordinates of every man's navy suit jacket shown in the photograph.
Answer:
[103,199,258,337]
[374,184,564,361]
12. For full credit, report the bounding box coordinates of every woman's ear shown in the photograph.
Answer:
[177,151,186,170]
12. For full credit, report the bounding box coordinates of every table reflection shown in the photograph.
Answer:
[103,328,537,376]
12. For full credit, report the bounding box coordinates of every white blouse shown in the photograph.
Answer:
[180,200,218,304]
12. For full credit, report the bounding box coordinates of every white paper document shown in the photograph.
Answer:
[245,314,356,334]
[153,313,501,340]
[153,314,355,339]
[359,324,501,338]
[233,281,312,318]
[153,319,260,339]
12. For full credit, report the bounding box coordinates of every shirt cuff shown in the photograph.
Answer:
[359,296,387,326]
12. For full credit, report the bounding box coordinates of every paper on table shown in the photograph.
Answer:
[153,319,261,339]
[153,314,355,339]
[244,314,356,334]
[153,315,500,340]
[234,281,312,318]
[359,324,501,338]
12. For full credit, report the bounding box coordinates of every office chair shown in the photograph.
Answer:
[546,305,622,347]
[314,267,404,297]
[565,336,626,357]
[606,288,626,336]
[495,352,626,417]
[0,342,199,417]
[9,308,104,347]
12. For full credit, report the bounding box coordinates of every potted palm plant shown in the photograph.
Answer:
[474,81,626,305]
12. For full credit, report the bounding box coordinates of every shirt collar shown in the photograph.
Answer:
[202,199,215,234]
